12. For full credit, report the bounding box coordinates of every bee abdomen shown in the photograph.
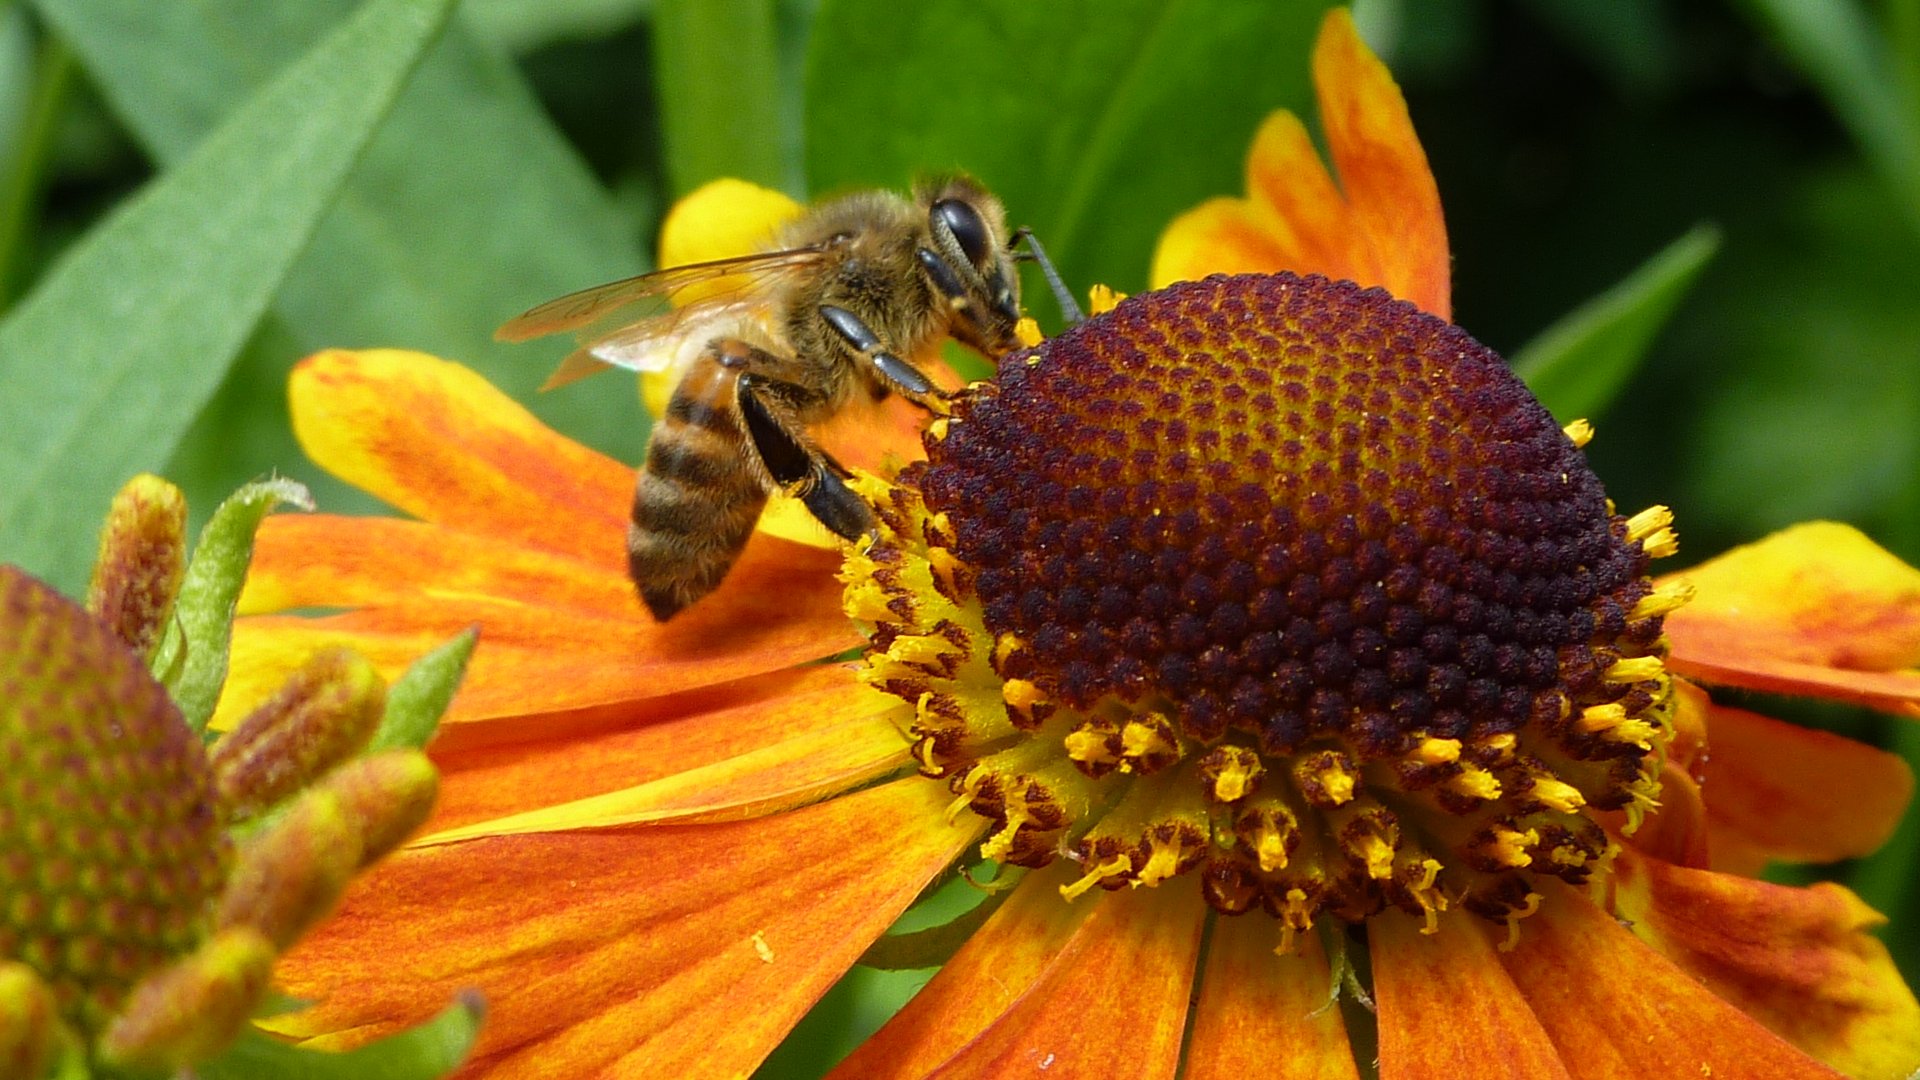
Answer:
[629,374,768,620]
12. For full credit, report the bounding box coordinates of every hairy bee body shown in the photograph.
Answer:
[500,177,1029,620]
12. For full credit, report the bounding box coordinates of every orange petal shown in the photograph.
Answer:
[425,665,892,831]
[827,864,1096,1078]
[1183,916,1360,1080]
[1501,881,1847,1077]
[270,778,980,1077]
[1151,196,1296,290]
[1664,522,1920,717]
[1311,8,1450,319]
[1700,702,1913,870]
[1149,11,1451,320]
[238,515,629,619]
[893,882,1203,1078]
[289,349,634,565]
[1371,910,1570,1079]
[217,531,855,729]
[1243,110,1373,287]
[1611,850,1920,1077]
[419,677,909,840]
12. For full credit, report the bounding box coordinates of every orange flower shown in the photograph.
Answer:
[226,10,1920,1079]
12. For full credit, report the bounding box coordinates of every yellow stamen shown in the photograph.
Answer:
[1002,678,1045,710]
[1137,834,1183,887]
[1640,527,1680,559]
[1060,854,1132,902]
[1478,732,1519,765]
[1498,892,1544,953]
[1561,418,1594,447]
[1297,752,1357,807]
[1630,579,1694,620]
[1120,718,1178,765]
[927,547,965,597]
[1014,316,1043,348]
[1274,888,1314,956]
[1208,749,1263,802]
[1485,826,1537,869]
[1529,776,1587,813]
[1088,284,1127,315]
[992,633,1024,667]
[1411,736,1462,766]
[1242,805,1295,873]
[978,799,1037,863]
[888,632,959,670]
[1623,776,1664,834]
[1604,655,1666,683]
[1410,858,1447,934]
[1445,765,1502,802]
[944,790,975,826]
[926,418,951,443]
[1353,832,1395,880]
[1624,505,1673,543]
[1064,726,1118,768]
[1578,702,1628,733]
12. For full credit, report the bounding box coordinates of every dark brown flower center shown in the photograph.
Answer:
[846,273,1684,941]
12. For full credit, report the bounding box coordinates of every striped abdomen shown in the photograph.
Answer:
[628,354,768,620]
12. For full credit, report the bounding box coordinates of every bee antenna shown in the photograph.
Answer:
[1012,227,1083,325]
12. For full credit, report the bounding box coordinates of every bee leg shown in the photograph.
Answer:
[816,304,948,412]
[735,372,877,542]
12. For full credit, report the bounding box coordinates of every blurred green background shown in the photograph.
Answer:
[1,0,1916,1074]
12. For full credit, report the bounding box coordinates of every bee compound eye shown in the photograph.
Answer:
[933,198,993,266]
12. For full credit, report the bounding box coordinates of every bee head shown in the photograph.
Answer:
[916,176,1023,355]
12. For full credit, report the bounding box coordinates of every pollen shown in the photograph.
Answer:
[844,273,1681,932]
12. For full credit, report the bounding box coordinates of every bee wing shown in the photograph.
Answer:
[538,298,770,390]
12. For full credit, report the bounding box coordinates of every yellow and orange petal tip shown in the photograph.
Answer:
[1671,521,1920,669]
[657,177,803,269]
[1663,522,1920,715]
[1151,8,1450,318]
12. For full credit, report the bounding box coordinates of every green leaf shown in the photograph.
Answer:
[653,0,792,197]
[38,0,649,515]
[1511,223,1721,422]
[0,0,457,593]
[857,884,1012,970]
[804,0,1335,303]
[1735,0,1920,232]
[168,478,314,733]
[372,627,478,750]
[465,0,653,54]
[200,993,483,1080]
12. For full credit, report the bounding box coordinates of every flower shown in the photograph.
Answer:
[230,9,1920,1078]
[0,475,468,1077]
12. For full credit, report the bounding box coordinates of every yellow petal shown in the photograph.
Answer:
[288,349,632,566]
[657,177,803,268]
[1664,522,1920,717]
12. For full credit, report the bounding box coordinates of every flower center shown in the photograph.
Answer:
[844,274,1686,944]
[0,567,227,1035]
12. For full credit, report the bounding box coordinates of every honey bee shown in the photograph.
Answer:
[498,176,1074,621]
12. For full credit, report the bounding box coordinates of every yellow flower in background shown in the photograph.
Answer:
[220,9,1920,1078]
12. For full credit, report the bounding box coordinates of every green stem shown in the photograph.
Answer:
[651,0,790,198]
[0,24,73,312]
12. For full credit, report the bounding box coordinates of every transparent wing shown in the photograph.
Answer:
[497,246,829,390]
[538,298,770,390]
[495,246,829,342]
